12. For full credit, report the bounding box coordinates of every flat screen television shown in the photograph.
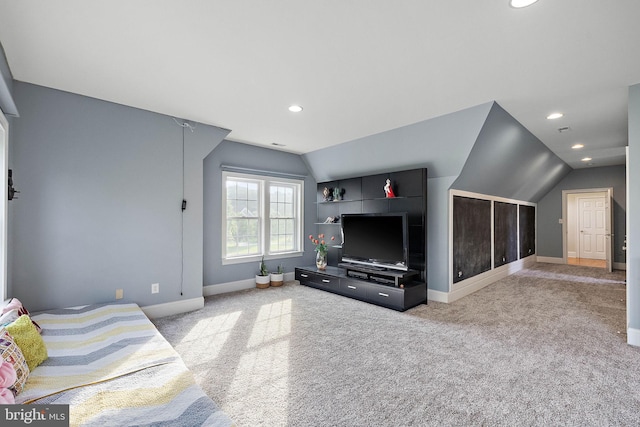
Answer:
[340,212,409,271]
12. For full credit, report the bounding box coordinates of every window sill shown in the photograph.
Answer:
[222,251,304,266]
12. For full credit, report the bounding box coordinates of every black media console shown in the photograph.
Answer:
[295,265,426,311]
[300,167,428,311]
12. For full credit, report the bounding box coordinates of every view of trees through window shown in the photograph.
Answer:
[270,185,295,253]
[225,179,260,257]
[223,173,301,260]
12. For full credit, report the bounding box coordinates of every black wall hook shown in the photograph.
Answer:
[8,169,19,200]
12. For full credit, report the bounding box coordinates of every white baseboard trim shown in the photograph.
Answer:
[427,289,449,303]
[203,278,254,296]
[627,327,640,347]
[568,251,577,258]
[535,256,626,270]
[447,256,536,303]
[449,270,508,303]
[141,297,204,319]
[203,272,296,297]
[613,262,627,271]
[536,256,564,264]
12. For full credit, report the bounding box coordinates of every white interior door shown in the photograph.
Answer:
[578,196,607,260]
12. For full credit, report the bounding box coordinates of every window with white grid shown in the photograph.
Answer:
[222,171,303,264]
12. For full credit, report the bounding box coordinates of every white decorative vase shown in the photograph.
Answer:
[270,272,284,287]
[256,274,270,289]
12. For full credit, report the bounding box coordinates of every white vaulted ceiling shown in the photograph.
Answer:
[0,0,639,169]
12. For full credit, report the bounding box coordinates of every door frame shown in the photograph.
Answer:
[0,110,7,300]
[562,187,614,271]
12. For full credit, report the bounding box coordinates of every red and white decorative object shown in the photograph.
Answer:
[384,179,395,198]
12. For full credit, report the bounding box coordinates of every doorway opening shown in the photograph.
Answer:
[562,188,614,272]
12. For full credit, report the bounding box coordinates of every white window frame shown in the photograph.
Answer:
[222,171,304,265]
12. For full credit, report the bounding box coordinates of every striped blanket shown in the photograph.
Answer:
[17,302,233,427]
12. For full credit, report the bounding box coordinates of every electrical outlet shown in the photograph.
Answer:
[116,289,123,299]
[151,283,159,294]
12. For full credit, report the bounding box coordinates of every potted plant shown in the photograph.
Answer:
[271,264,284,287]
[256,256,270,289]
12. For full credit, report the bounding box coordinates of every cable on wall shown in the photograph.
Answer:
[173,118,195,296]
[172,117,196,133]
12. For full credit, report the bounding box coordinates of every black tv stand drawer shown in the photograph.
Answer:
[366,286,404,309]
[295,269,339,292]
[295,266,426,311]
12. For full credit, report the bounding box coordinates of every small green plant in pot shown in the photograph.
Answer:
[271,264,284,287]
[256,256,270,289]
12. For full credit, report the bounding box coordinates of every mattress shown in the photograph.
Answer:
[17,302,233,427]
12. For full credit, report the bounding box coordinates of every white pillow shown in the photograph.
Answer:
[0,309,19,328]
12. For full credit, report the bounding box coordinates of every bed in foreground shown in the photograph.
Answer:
[17,302,233,427]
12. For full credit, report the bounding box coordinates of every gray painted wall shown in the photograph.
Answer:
[301,104,498,293]
[182,123,231,297]
[427,176,456,292]
[452,103,571,202]
[303,102,493,181]
[536,165,626,263]
[628,84,640,333]
[203,140,316,285]
[10,82,226,311]
[6,69,619,310]
[302,101,574,293]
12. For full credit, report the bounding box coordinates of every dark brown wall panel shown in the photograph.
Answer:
[361,173,388,199]
[494,201,518,267]
[519,204,536,258]
[453,196,492,283]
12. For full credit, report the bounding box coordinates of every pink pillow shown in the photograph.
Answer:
[0,361,16,404]
[1,298,41,333]
[0,388,14,404]
[1,298,23,314]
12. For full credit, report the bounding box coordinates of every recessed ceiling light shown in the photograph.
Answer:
[547,112,564,120]
[571,144,584,149]
[288,105,303,113]
[510,0,539,8]
[581,157,592,162]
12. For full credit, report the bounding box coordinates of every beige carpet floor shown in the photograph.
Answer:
[153,263,639,426]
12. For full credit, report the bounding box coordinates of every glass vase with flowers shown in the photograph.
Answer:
[309,233,334,270]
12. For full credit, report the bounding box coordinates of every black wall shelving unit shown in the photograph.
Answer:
[314,168,428,281]
[297,168,428,311]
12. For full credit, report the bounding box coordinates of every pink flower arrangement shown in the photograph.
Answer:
[308,233,335,255]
